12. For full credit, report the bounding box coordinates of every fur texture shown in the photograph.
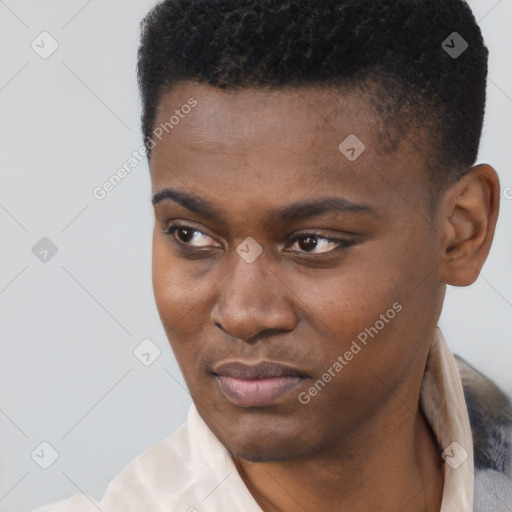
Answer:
[455,355,512,509]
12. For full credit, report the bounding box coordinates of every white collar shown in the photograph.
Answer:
[419,327,474,511]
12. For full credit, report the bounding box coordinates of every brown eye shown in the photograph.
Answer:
[287,234,355,255]
[175,227,195,243]
[297,235,321,252]
[163,225,219,248]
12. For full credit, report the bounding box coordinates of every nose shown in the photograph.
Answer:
[210,250,297,343]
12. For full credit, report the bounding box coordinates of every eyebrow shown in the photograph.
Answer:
[152,188,375,225]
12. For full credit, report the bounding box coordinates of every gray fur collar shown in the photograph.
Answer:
[454,356,512,511]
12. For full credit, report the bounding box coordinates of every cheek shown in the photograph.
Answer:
[151,237,215,390]
[151,233,212,336]
[296,241,434,379]
[338,246,437,382]
[295,261,402,340]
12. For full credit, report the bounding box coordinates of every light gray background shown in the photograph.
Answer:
[0,1,511,510]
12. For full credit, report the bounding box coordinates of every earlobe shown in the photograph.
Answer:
[438,164,500,286]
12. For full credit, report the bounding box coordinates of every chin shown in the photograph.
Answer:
[212,419,315,463]
[193,391,324,460]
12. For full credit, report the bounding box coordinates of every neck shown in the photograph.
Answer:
[234,378,444,512]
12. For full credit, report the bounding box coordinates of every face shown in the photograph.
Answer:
[150,82,445,462]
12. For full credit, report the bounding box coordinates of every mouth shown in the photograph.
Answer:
[212,361,308,407]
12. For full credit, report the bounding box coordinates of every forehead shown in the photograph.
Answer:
[149,81,430,218]
[152,81,377,151]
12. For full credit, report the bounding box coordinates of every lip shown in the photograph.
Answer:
[212,361,307,407]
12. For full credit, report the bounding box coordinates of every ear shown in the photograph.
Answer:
[438,164,500,286]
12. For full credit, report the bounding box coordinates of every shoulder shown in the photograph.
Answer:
[454,355,512,511]
[29,406,254,512]
[454,355,512,473]
[30,422,192,511]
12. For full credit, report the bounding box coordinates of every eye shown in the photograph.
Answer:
[162,224,356,256]
[163,225,220,249]
[286,233,355,255]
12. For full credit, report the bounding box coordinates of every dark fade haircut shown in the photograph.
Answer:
[137,0,488,189]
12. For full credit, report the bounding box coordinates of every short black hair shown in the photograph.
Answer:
[137,0,488,188]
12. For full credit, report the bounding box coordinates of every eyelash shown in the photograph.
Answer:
[161,224,357,256]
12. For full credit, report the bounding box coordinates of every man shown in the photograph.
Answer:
[34,0,511,510]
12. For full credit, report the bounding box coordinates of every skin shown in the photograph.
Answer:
[149,81,500,511]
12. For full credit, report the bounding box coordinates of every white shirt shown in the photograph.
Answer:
[33,328,474,512]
